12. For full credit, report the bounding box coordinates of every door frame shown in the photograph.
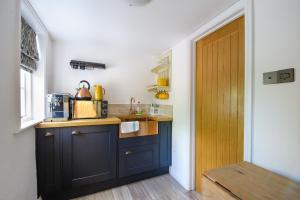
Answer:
[190,0,254,190]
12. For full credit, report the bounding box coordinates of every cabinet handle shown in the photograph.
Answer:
[45,132,54,137]
[125,151,132,155]
[72,130,80,135]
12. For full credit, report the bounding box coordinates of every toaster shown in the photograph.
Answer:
[72,100,108,119]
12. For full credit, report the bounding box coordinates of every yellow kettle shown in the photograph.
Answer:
[94,84,105,101]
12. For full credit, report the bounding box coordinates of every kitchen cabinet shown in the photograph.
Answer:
[36,120,172,199]
[62,125,117,189]
[119,136,159,178]
[159,121,172,167]
[36,128,62,197]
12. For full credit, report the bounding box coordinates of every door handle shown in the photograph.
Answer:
[72,130,80,135]
[125,151,132,155]
[45,132,54,137]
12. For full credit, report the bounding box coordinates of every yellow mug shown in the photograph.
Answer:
[94,85,105,101]
[157,78,168,86]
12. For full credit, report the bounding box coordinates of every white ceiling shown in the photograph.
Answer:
[29,0,238,53]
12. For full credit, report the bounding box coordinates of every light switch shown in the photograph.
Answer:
[278,68,294,83]
[263,68,295,85]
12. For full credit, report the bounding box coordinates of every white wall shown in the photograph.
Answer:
[50,41,157,104]
[169,39,192,189]
[0,0,38,199]
[252,0,300,182]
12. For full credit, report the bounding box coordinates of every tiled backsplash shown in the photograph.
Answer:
[108,104,173,116]
[156,104,173,116]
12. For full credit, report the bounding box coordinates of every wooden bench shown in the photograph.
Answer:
[202,161,300,200]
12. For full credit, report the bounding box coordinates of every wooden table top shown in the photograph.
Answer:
[203,161,300,200]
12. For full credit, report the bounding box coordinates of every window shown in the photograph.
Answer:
[20,68,32,122]
[19,0,49,130]
[20,15,39,125]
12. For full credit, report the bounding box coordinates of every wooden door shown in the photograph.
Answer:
[195,16,244,191]
[62,125,117,189]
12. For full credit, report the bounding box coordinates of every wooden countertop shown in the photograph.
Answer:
[149,115,173,122]
[114,114,173,122]
[35,115,172,129]
[35,117,121,128]
[203,161,300,200]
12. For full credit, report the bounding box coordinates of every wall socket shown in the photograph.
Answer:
[263,68,295,85]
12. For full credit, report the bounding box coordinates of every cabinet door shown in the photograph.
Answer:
[36,128,61,196]
[159,122,172,167]
[62,125,117,189]
[119,137,159,178]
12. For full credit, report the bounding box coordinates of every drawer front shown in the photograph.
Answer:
[119,143,159,178]
[119,135,158,148]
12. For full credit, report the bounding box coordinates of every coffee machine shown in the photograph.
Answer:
[46,93,71,121]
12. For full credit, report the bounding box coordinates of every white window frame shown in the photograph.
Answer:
[18,0,49,131]
[20,68,33,123]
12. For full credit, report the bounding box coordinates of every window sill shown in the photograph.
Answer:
[15,119,42,134]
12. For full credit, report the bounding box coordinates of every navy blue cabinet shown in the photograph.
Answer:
[36,121,172,199]
[159,122,172,167]
[62,125,118,189]
[118,136,159,178]
[36,128,62,197]
[36,125,118,199]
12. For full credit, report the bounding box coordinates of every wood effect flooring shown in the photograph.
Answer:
[72,175,202,200]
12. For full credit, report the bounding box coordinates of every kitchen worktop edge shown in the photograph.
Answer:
[35,115,172,129]
[35,117,121,128]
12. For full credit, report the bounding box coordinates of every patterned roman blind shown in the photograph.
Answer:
[21,17,39,72]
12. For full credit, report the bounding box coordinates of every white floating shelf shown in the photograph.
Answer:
[151,65,169,74]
